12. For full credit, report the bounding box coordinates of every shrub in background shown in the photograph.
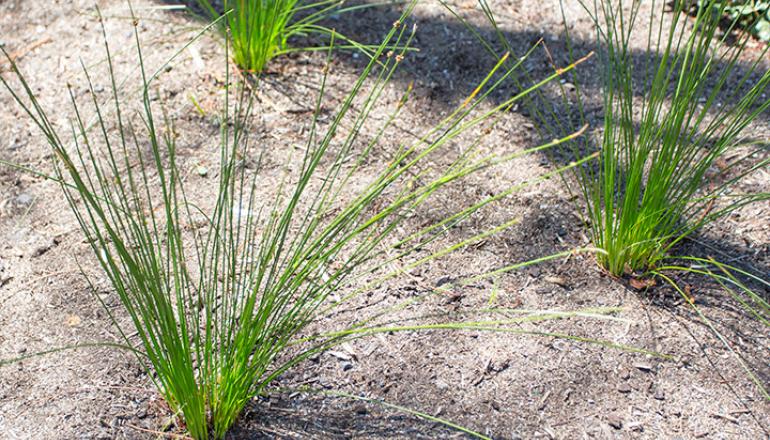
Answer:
[695,0,770,41]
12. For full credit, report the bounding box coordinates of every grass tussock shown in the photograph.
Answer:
[198,0,381,72]
[450,0,770,401]
[561,0,770,276]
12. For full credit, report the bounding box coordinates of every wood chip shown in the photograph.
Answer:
[634,363,654,372]
[65,314,81,327]
[629,277,655,290]
[544,275,569,288]
[617,383,632,393]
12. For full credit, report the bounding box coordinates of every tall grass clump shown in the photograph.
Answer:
[197,0,370,72]
[459,0,770,275]
[434,0,770,405]
[565,0,770,276]
[0,5,596,438]
[566,0,770,399]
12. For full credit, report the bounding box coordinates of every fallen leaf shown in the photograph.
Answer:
[629,277,656,290]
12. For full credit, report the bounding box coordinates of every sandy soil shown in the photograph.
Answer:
[1,0,769,439]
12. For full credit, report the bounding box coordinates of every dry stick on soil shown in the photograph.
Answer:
[0,4,652,440]
[0,37,52,71]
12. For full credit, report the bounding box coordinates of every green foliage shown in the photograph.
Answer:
[450,0,770,276]
[198,0,297,72]
[460,0,770,275]
[553,0,770,398]
[0,5,596,438]
[698,0,770,41]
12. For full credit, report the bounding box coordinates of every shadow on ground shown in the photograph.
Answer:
[227,394,461,439]
[158,0,770,168]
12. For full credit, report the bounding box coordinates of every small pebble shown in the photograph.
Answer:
[15,193,33,207]
[617,383,632,393]
[607,414,623,430]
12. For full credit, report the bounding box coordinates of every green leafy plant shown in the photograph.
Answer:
[197,0,377,72]
[695,0,770,41]
[0,4,607,438]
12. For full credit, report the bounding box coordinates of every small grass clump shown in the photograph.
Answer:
[197,0,368,72]
[0,4,599,438]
